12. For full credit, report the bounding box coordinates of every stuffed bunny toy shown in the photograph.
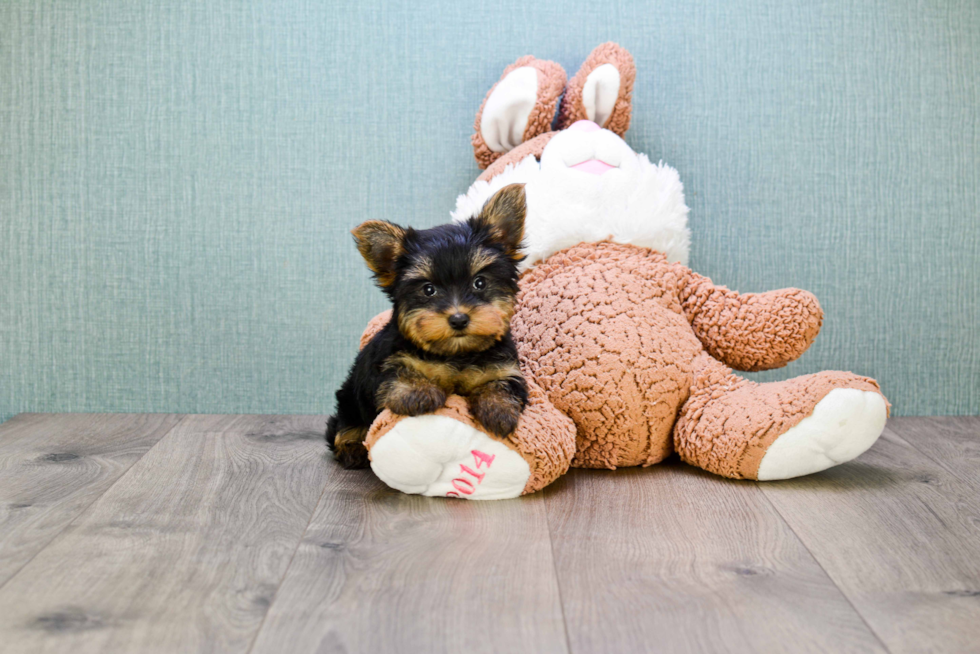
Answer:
[355,43,888,499]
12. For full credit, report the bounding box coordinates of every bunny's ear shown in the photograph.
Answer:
[472,56,566,169]
[557,43,636,136]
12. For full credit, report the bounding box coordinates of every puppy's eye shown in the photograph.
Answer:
[472,276,487,291]
[422,283,436,297]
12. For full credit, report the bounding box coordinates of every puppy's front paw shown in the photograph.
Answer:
[469,392,522,438]
[381,380,447,416]
[331,426,370,469]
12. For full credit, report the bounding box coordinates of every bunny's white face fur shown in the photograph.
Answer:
[452,121,691,271]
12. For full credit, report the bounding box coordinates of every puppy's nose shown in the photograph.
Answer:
[448,313,470,331]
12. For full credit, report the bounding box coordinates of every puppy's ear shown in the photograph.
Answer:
[477,184,526,260]
[351,221,406,287]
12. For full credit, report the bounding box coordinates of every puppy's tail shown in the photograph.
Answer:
[325,415,339,450]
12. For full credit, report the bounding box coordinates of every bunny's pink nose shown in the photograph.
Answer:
[568,120,601,133]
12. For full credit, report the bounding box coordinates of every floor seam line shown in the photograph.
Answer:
[244,454,334,654]
[753,480,894,654]
[0,414,191,594]
[883,422,980,495]
[543,487,575,654]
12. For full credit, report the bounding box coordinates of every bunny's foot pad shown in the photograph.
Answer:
[757,388,887,481]
[369,415,530,500]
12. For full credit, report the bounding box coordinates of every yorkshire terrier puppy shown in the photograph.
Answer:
[326,184,530,469]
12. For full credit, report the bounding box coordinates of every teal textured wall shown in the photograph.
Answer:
[1,0,978,422]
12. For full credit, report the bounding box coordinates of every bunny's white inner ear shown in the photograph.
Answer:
[480,66,538,153]
[582,63,620,127]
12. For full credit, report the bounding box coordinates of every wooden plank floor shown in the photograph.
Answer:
[0,414,977,653]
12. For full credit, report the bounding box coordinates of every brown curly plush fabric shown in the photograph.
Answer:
[471,57,566,169]
[512,241,888,476]
[677,271,824,372]
[359,310,391,349]
[557,42,636,135]
[514,242,704,469]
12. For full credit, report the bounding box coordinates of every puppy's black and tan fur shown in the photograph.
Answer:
[326,184,530,469]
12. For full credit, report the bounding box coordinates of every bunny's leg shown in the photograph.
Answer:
[674,353,888,480]
[365,379,576,499]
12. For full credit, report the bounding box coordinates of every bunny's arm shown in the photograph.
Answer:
[674,266,823,372]
[359,310,392,350]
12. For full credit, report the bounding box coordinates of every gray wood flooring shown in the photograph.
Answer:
[0,414,977,653]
